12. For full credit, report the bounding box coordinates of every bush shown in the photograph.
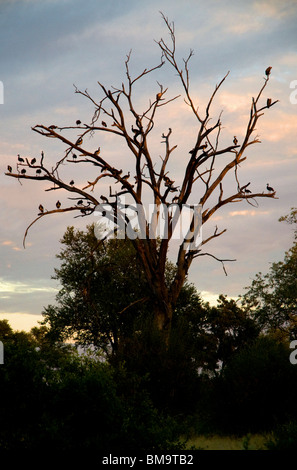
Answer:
[202,336,297,434]
[265,421,297,450]
[0,324,184,451]
[112,315,201,416]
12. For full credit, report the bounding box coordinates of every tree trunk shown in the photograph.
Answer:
[153,298,173,348]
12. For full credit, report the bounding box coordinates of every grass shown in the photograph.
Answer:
[184,433,270,450]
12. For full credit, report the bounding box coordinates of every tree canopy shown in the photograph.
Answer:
[242,207,297,339]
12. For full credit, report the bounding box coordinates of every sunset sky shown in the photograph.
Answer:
[0,0,297,331]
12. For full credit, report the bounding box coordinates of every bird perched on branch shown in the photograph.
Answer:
[17,154,24,162]
[164,176,175,187]
[7,165,12,173]
[201,142,208,151]
[267,98,272,108]
[30,158,36,165]
[36,169,42,175]
[94,147,101,156]
[21,169,26,174]
[112,168,122,176]
[48,125,57,130]
[72,154,77,160]
[233,136,238,145]
[76,137,83,146]
[56,200,61,209]
[76,120,81,125]
[39,204,44,213]
[266,183,275,192]
[122,172,130,181]
[131,125,141,142]
[101,165,108,173]
[101,121,107,127]
[244,188,252,194]
[265,66,272,76]
[69,180,75,186]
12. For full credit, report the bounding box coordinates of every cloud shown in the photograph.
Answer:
[218,91,252,113]
[257,111,297,142]
[254,0,297,19]
[1,241,13,246]
[222,0,296,36]
[229,210,270,217]
[0,278,58,295]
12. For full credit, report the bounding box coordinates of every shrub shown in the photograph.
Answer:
[203,336,297,434]
[265,421,297,450]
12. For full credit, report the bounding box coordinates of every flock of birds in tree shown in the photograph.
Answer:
[7,74,276,217]
[8,146,276,215]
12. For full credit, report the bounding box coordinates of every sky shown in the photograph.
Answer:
[0,0,297,332]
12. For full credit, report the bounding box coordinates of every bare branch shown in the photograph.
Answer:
[193,251,236,276]
[118,296,150,315]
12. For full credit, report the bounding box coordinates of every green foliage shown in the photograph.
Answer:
[41,224,264,418]
[111,314,202,415]
[242,208,297,338]
[265,421,297,450]
[0,322,183,451]
[204,335,297,434]
[201,295,260,371]
[42,224,152,354]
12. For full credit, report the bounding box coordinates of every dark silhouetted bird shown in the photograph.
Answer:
[164,176,174,187]
[39,204,44,213]
[69,180,74,186]
[72,153,77,160]
[77,200,83,205]
[267,183,274,192]
[233,136,238,145]
[48,125,57,129]
[76,137,83,146]
[7,165,12,173]
[17,154,24,162]
[76,120,81,125]
[244,188,252,194]
[101,121,107,127]
[267,98,272,108]
[31,158,36,165]
[94,147,100,156]
[36,169,42,175]
[122,172,130,181]
[56,200,61,209]
[100,195,108,203]
[21,169,26,174]
[265,66,272,76]
[202,142,208,151]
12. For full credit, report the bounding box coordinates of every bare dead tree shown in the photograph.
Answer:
[5,14,278,345]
